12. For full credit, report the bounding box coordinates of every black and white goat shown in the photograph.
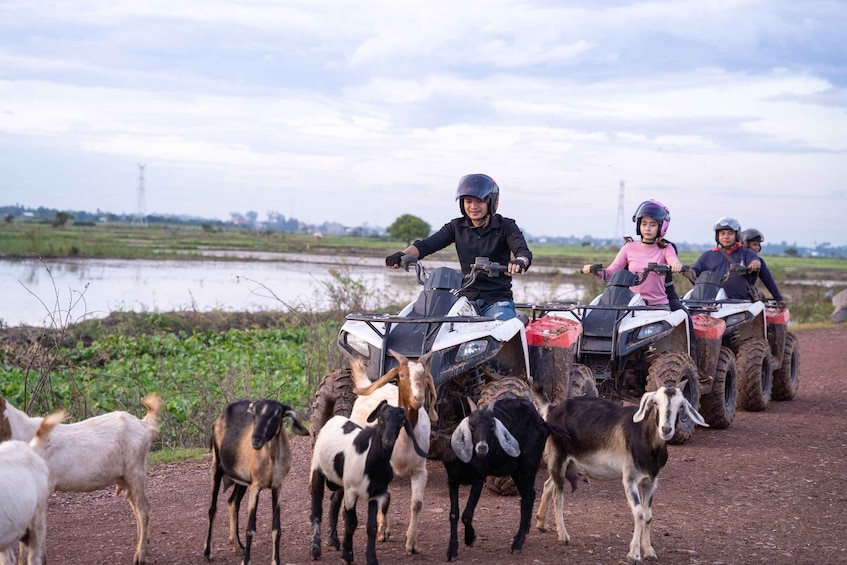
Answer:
[0,410,64,565]
[442,396,555,562]
[535,380,707,565]
[0,394,162,565]
[349,350,435,555]
[309,399,427,565]
[204,399,310,565]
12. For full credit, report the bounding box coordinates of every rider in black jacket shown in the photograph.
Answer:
[385,174,532,321]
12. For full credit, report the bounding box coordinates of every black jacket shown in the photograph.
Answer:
[412,214,532,302]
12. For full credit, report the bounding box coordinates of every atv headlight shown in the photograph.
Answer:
[636,322,667,340]
[345,334,370,357]
[725,313,747,327]
[457,339,488,361]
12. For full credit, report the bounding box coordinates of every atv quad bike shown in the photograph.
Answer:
[681,266,799,413]
[532,263,700,444]
[311,257,575,459]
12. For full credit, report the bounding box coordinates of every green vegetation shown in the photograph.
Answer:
[387,214,431,245]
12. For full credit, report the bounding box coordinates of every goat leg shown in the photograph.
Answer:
[366,498,380,565]
[461,479,484,548]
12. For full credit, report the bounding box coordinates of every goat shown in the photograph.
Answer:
[309,399,427,565]
[442,396,555,561]
[203,399,310,565]
[1,394,162,565]
[349,349,435,555]
[0,410,64,565]
[534,381,707,565]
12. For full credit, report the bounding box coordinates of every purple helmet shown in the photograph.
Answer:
[632,199,670,237]
[455,174,499,217]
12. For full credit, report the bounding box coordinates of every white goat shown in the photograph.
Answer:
[535,381,707,565]
[0,410,65,565]
[203,399,310,565]
[349,350,435,555]
[1,394,162,565]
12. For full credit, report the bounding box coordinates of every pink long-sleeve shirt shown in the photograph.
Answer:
[604,241,680,305]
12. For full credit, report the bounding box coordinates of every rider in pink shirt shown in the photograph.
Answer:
[583,200,683,306]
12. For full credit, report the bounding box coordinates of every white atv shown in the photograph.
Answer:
[682,264,799,417]
[533,263,700,444]
[311,257,567,456]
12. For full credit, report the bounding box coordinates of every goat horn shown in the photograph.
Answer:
[354,365,401,396]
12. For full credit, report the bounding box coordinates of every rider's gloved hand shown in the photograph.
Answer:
[385,252,405,268]
[777,300,787,309]
[508,259,526,274]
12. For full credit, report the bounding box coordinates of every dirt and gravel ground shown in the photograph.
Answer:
[44,327,846,565]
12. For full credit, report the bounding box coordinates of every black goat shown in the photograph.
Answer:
[442,397,556,561]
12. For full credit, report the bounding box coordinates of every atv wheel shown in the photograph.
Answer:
[736,338,773,411]
[646,351,701,445]
[477,377,533,497]
[698,346,737,429]
[477,377,533,408]
[310,368,354,445]
[568,363,598,399]
[771,332,800,401]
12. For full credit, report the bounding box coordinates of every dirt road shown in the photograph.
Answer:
[45,327,847,565]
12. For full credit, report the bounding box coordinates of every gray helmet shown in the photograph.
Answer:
[713,217,741,244]
[455,174,499,217]
[741,228,764,245]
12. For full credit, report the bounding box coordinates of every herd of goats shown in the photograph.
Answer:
[0,349,705,565]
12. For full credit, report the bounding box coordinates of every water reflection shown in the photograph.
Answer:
[0,258,582,327]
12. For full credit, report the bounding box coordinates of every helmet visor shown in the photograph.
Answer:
[634,201,669,222]
[455,174,497,201]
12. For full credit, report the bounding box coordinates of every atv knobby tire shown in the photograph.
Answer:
[477,377,533,409]
[646,351,701,445]
[698,346,737,429]
[736,338,773,412]
[477,377,533,497]
[771,332,800,401]
[568,363,598,399]
[310,368,355,445]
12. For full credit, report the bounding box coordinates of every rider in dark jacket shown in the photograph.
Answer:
[741,228,784,303]
[691,217,762,301]
[385,174,532,320]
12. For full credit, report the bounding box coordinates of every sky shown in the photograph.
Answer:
[1,1,846,248]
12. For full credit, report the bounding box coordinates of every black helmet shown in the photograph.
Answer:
[713,217,741,243]
[741,228,764,245]
[455,174,499,217]
[632,199,670,237]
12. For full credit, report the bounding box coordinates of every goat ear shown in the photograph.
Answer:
[633,392,655,423]
[367,399,389,423]
[247,402,256,415]
[494,418,520,458]
[425,375,439,424]
[285,410,312,437]
[450,418,474,463]
[684,399,709,428]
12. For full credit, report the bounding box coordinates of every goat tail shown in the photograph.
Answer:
[30,409,66,454]
[142,393,163,437]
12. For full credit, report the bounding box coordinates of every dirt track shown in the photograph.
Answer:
[45,327,847,565]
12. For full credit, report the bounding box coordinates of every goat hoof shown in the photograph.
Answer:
[405,546,418,555]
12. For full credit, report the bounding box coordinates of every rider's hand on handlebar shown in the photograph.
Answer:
[507,259,527,274]
[748,259,762,272]
[671,261,683,273]
[385,252,404,268]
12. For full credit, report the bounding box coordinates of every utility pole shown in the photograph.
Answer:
[614,180,625,238]
[133,163,147,226]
